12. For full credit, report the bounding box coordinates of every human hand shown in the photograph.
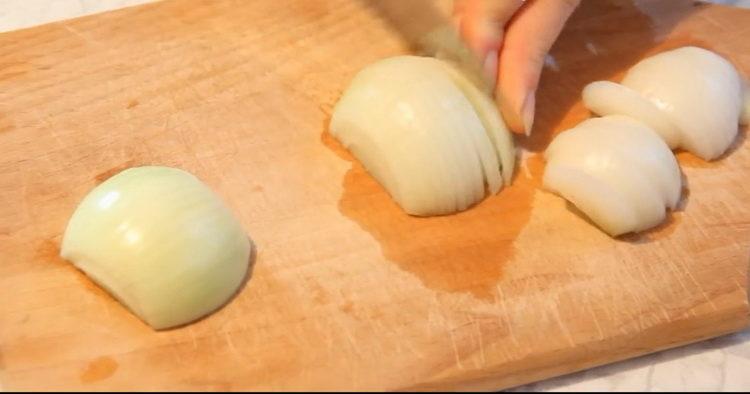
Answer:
[454,0,580,134]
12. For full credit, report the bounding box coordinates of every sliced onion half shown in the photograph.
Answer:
[330,56,515,216]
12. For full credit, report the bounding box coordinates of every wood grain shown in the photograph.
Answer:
[0,0,749,390]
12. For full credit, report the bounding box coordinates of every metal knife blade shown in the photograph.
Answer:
[368,0,494,96]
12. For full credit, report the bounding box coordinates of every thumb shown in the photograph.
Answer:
[496,0,580,135]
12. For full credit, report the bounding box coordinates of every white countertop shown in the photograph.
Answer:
[2,0,749,391]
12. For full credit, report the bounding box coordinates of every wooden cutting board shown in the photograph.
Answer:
[1,0,749,390]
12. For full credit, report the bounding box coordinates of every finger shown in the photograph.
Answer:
[453,0,523,67]
[496,0,580,134]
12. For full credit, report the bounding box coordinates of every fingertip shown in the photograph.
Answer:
[521,92,536,136]
[496,0,580,135]
[498,90,529,135]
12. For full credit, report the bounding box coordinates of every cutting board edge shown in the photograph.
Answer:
[405,297,750,391]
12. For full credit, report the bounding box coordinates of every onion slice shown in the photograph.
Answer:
[438,62,516,185]
[582,46,744,160]
[544,116,682,236]
[582,81,681,148]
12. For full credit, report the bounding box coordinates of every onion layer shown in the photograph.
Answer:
[61,166,251,330]
[582,81,681,148]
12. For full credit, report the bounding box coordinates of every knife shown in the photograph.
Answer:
[367,0,494,96]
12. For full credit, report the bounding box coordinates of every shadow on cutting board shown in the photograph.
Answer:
[677,125,748,169]
[326,0,702,299]
[625,122,749,243]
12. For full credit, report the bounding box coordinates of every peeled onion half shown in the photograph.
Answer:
[330,56,515,216]
[61,166,251,329]
[582,46,745,160]
[544,115,682,236]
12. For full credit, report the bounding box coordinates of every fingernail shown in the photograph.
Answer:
[521,93,536,136]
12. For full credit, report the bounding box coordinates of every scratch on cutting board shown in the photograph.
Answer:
[495,285,519,346]
[590,306,606,341]
[401,334,425,359]
[659,306,671,323]
[583,288,606,341]
[223,330,241,358]
[447,329,465,371]
[425,293,447,337]
[681,263,719,311]
[664,259,694,305]
[61,24,102,47]
[340,324,362,359]
[312,314,336,355]
[643,263,673,322]
[473,319,487,368]
[732,277,745,294]
[550,298,576,347]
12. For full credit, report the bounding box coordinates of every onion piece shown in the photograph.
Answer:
[547,124,665,229]
[573,116,682,209]
[582,47,744,160]
[330,56,515,216]
[61,166,251,330]
[621,46,743,160]
[544,165,639,236]
[582,81,681,148]
[544,116,682,236]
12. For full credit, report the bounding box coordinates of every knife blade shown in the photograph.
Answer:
[367,0,494,96]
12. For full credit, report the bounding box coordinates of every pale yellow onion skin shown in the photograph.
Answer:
[583,46,744,160]
[330,56,515,216]
[544,116,682,236]
[61,166,250,330]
